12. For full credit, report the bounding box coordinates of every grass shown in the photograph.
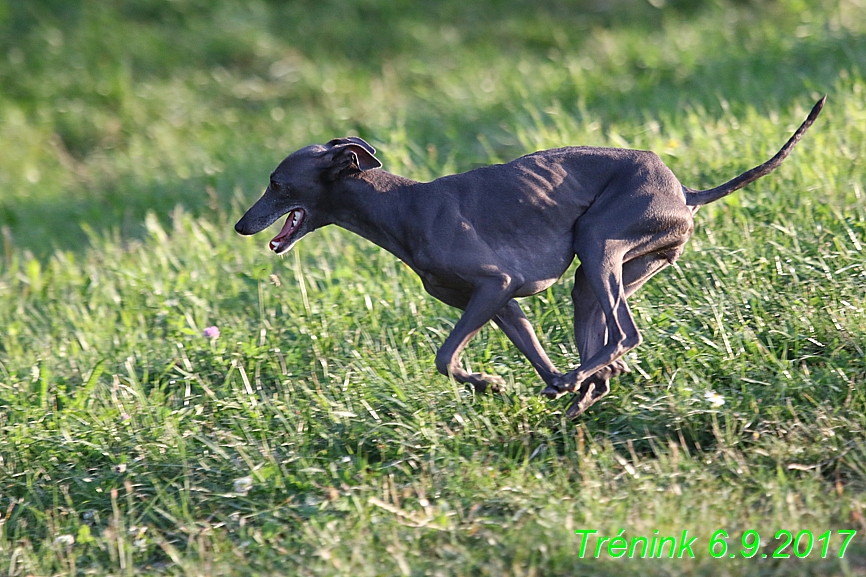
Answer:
[1,0,866,574]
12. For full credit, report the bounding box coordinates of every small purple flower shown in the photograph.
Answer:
[203,326,220,339]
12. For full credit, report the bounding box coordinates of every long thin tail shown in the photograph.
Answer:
[683,96,826,207]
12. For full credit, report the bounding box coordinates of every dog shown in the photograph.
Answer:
[235,97,825,418]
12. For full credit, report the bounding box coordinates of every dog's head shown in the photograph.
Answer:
[234,136,381,254]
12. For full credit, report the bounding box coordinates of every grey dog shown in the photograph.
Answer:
[236,98,825,418]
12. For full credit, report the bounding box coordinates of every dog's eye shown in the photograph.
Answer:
[270,179,279,190]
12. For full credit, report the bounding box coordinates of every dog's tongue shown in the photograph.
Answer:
[269,210,298,251]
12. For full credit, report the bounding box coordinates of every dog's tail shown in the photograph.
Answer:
[683,96,825,207]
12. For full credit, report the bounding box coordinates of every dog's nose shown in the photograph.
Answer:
[234,220,247,235]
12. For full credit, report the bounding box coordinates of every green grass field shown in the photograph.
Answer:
[1,0,866,574]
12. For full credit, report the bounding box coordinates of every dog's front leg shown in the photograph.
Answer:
[435,276,520,393]
[493,299,562,386]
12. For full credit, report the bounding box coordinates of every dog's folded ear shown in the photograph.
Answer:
[325,137,382,178]
[328,137,377,156]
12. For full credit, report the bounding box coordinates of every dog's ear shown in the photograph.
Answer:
[324,139,382,179]
[328,136,377,156]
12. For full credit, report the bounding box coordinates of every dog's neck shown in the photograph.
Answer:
[327,170,420,265]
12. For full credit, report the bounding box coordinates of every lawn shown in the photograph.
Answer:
[1,0,865,575]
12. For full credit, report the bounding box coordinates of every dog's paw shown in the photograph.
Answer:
[565,379,611,419]
[466,373,504,394]
[540,384,562,400]
[540,375,576,399]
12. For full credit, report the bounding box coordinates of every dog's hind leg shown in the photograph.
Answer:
[547,236,639,395]
[493,299,563,386]
[560,251,677,417]
[543,165,693,404]
[551,264,626,405]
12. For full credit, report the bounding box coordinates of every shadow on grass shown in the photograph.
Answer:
[0,168,265,260]
[0,0,862,258]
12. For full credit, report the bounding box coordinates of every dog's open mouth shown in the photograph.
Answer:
[269,208,306,253]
